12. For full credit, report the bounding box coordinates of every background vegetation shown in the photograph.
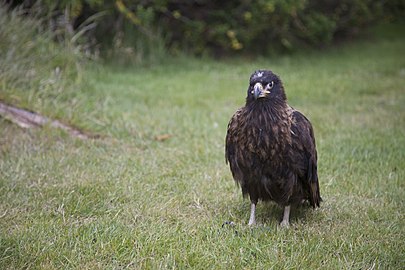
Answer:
[0,1,404,269]
[0,2,85,126]
[6,0,405,60]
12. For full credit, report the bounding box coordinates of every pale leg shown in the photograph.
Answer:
[248,202,256,226]
[280,205,290,227]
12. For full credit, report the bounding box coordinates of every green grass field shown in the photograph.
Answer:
[1,24,404,269]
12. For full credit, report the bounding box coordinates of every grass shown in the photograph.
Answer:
[0,3,85,124]
[1,23,405,269]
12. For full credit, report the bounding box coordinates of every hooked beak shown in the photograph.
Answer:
[253,83,270,99]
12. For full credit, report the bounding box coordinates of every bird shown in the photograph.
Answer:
[225,70,321,227]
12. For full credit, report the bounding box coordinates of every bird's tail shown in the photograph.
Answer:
[308,157,321,208]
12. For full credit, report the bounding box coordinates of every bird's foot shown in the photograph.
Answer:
[222,221,235,228]
[279,220,290,228]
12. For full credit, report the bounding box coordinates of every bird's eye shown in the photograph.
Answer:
[267,81,274,89]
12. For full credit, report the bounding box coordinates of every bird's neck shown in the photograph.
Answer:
[246,100,288,122]
[242,101,292,158]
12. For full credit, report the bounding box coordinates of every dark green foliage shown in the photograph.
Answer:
[6,0,400,58]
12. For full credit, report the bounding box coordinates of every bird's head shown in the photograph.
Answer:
[246,70,286,104]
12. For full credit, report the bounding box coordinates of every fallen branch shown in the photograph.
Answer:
[0,101,94,139]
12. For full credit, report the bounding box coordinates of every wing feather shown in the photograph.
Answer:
[291,109,321,207]
[225,108,244,183]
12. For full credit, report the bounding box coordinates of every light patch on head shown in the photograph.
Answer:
[254,71,263,79]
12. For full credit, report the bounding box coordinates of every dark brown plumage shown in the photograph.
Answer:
[225,70,321,226]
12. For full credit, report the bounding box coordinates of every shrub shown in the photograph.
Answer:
[4,0,401,59]
[156,0,385,54]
